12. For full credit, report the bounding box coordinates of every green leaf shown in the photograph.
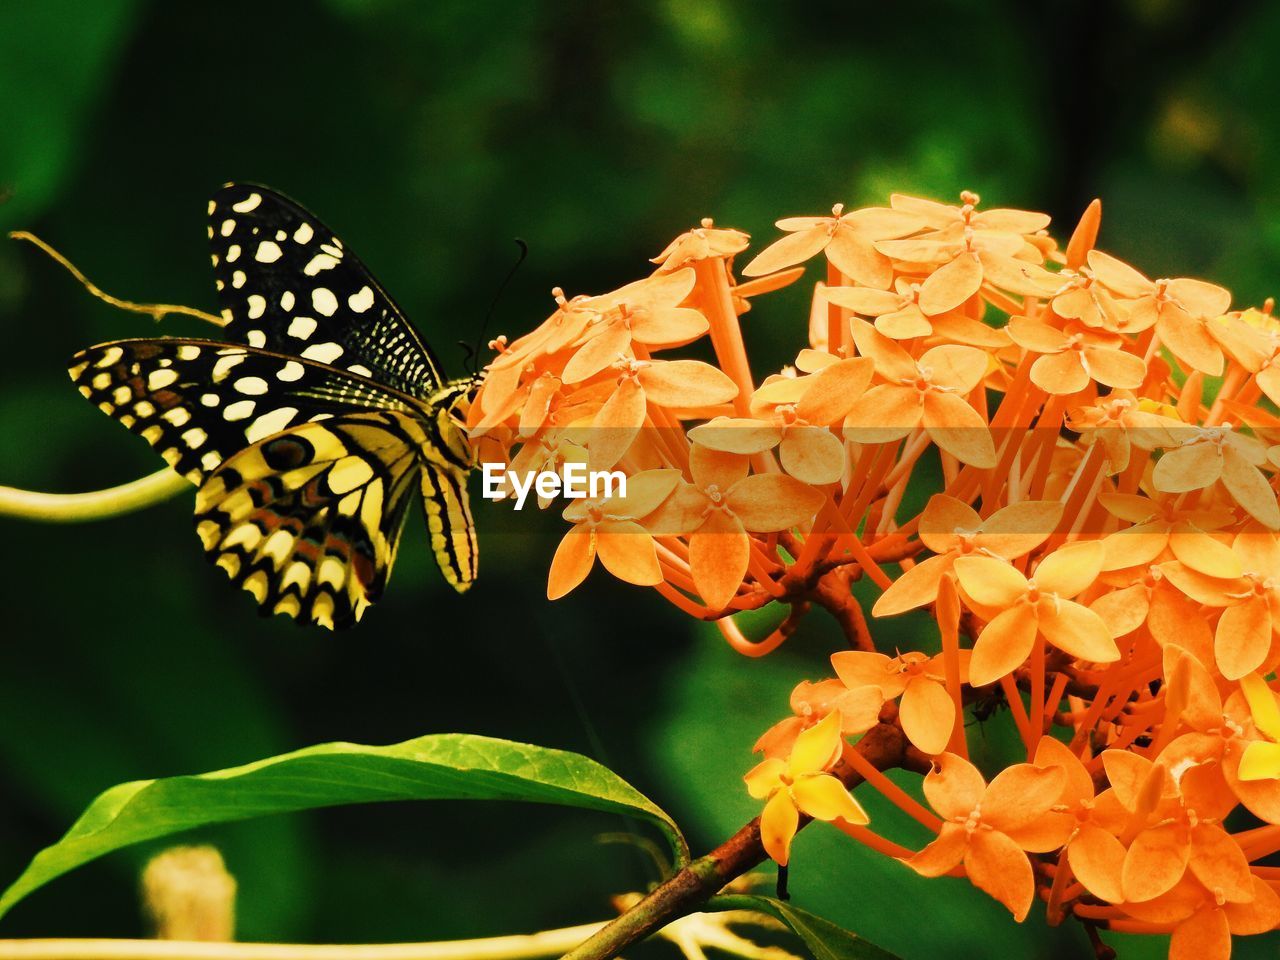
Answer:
[710,895,901,960]
[0,733,687,921]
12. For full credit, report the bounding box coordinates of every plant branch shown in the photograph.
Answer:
[0,924,608,960]
[559,719,909,960]
[0,470,190,522]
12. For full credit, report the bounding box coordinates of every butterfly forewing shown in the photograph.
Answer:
[69,338,418,484]
[195,413,424,628]
[207,183,444,397]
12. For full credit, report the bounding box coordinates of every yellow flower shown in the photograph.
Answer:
[744,713,869,866]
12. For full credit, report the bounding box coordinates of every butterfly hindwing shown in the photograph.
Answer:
[195,413,426,629]
[69,338,418,483]
[207,183,445,397]
[421,462,478,592]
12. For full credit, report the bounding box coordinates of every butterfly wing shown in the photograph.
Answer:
[207,183,445,396]
[421,462,478,592]
[195,413,426,629]
[69,338,419,484]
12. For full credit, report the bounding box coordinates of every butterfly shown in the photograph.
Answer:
[69,184,480,629]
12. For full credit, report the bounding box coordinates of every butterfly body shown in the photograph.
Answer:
[68,184,480,628]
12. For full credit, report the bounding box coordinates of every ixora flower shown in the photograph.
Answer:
[907,755,1067,921]
[463,189,1280,960]
[830,649,970,755]
[954,543,1120,686]
[744,713,870,866]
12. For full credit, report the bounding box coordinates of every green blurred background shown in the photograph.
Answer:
[1,1,1278,957]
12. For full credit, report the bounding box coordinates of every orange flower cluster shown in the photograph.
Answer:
[471,193,1280,960]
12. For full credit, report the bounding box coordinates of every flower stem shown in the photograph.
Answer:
[0,924,607,960]
[0,469,189,522]
[560,720,908,960]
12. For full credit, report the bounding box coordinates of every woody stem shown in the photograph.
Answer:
[558,720,909,960]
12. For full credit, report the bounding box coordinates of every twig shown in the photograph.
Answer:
[0,469,189,522]
[559,720,908,960]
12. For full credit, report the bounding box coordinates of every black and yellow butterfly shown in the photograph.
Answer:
[69,184,479,629]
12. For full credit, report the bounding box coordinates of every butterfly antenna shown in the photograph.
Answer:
[8,230,225,329]
[471,238,528,376]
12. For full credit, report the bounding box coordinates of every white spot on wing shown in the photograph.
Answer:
[234,376,269,395]
[147,369,179,390]
[294,222,314,244]
[312,288,339,316]
[281,291,296,311]
[301,342,344,364]
[246,406,298,443]
[246,329,267,348]
[224,399,256,421]
[220,219,236,237]
[277,361,305,382]
[226,244,241,263]
[232,193,262,213]
[288,316,317,339]
[304,252,340,275]
[348,286,375,313]
[247,294,266,319]
[255,241,283,263]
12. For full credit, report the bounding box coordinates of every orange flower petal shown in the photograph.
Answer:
[871,554,950,617]
[1221,445,1280,529]
[964,828,1036,921]
[1030,351,1089,394]
[562,321,632,384]
[546,529,596,600]
[1215,596,1272,680]
[595,521,662,586]
[1224,875,1280,934]
[688,510,749,610]
[1122,821,1190,903]
[794,357,874,425]
[919,254,983,315]
[918,493,981,554]
[826,228,893,289]
[979,500,1064,560]
[922,391,997,467]
[779,426,845,485]
[1033,541,1104,598]
[1187,822,1254,903]
[1067,824,1127,904]
[905,821,968,877]
[823,286,903,316]
[589,378,646,470]
[1153,442,1223,494]
[983,763,1067,832]
[900,677,955,755]
[1168,526,1242,578]
[920,344,989,393]
[1157,311,1224,376]
[690,444,750,491]
[1240,672,1280,741]
[1082,345,1147,389]
[686,417,782,455]
[843,384,922,444]
[1170,908,1231,960]
[954,556,1028,607]
[969,603,1039,686]
[923,753,986,820]
[728,474,825,531]
[639,359,740,407]
[1037,600,1119,665]
[830,651,903,697]
[743,225,831,278]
